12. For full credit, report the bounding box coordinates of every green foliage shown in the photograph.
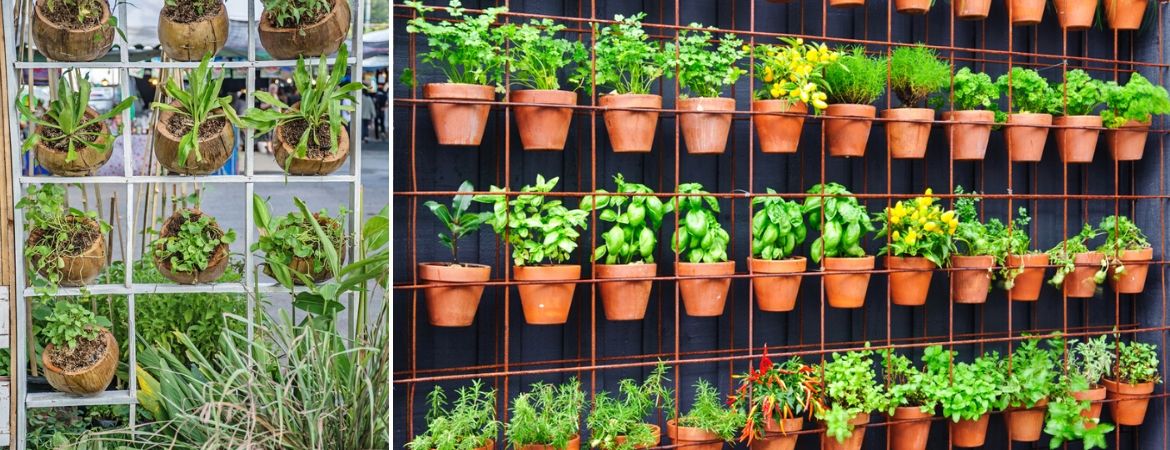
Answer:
[750,189,806,260]
[936,351,1009,422]
[474,175,589,266]
[667,25,747,98]
[501,19,589,91]
[947,67,1000,111]
[580,174,672,265]
[1098,215,1151,280]
[403,0,508,87]
[591,13,670,95]
[1111,338,1162,385]
[1068,334,1112,387]
[252,195,347,286]
[987,206,1035,288]
[506,379,586,449]
[1047,69,1104,116]
[728,355,822,442]
[670,183,729,263]
[888,44,949,107]
[816,348,883,443]
[17,75,134,163]
[951,186,996,257]
[997,67,1053,114]
[675,379,745,442]
[587,362,675,450]
[1101,72,1170,128]
[164,0,219,18]
[150,209,235,275]
[1045,224,1106,288]
[823,46,886,105]
[1043,376,1113,449]
[17,184,111,295]
[43,0,108,24]
[261,0,332,28]
[801,183,875,263]
[1000,335,1061,408]
[879,347,946,414]
[151,54,242,170]
[424,181,491,263]
[875,189,958,267]
[41,301,101,350]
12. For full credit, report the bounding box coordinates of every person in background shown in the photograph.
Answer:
[374,85,388,140]
[361,89,376,144]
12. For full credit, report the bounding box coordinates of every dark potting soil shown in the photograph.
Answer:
[280,118,335,159]
[41,2,102,29]
[161,0,219,23]
[34,223,99,255]
[265,0,330,28]
[40,122,102,152]
[166,114,226,141]
[48,333,107,372]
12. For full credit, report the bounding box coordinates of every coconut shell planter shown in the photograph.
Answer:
[28,216,107,287]
[154,102,236,175]
[273,117,351,175]
[258,0,351,60]
[31,0,114,62]
[262,214,346,284]
[33,108,113,176]
[152,209,231,285]
[158,0,230,61]
[42,328,119,395]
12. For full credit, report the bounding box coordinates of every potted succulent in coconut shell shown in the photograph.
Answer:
[592,13,670,153]
[16,75,134,176]
[253,195,347,286]
[151,54,242,175]
[158,0,229,61]
[258,0,350,60]
[406,381,499,450]
[884,45,949,159]
[418,181,492,327]
[151,208,235,284]
[501,18,587,152]
[245,44,363,175]
[667,24,748,155]
[943,68,1000,161]
[31,0,115,62]
[18,185,109,294]
[751,38,838,154]
[40,301,117,395]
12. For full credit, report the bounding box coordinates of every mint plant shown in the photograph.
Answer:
[1044,375,1113,449]
[879,347,945,414]
[1001,335,1061,409]
[579,174,672,265]
[1047,69,1104,116]
[751,189,807,260]
[17,75,134,164]
[587,362,675,450]
[671,183,729,263]
[674,379,745,442]
[502,18,589,91]
[406,380,499,450]
[151,209,236,275]
[403,0,508,88]
[667,25,747,98]
[591,13,671,95]
[506,379,586,450]
[936,351,1009,423]
[1101,72,1170,128]
[889,44,950,108]
[801,183,876,263]
[424,181,491,264]
[997,67,1053,114]
[816,348,884,443]
[151,53,243,169]
[474,175,589,266]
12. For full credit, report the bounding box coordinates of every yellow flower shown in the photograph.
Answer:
[924,221,938,232]
[890,214,901,225]
[771,83,783,98]
[812,99,828,110]
[924,188,933,196]
[905,231,918,245]
[795,38,804,45]
[915,196,932,208]
[892,230,901,241]
[743,45,751,52]
[765,73,774,82]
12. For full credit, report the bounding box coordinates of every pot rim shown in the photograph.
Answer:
[160,0,226,24]
[259,0,347,31]
[42,328,116,375]
[34,0,111,33]
[154,101,233,144]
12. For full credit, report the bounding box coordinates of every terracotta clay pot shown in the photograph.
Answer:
[1063,251,1104,298]
[822,413,869,450]
[896,0,933,13]
[676,261,735,317]
[1005,113,1052,162]
[419,262,492,327]
[824,256,875,309]
[472,439,496,450]
[679,97,736,155]
[749,257,806,312]
[153,209,230,284]
[31,0,114,62]
[944,110,994,161]
[1007,253,1049,301]
[753,100,806,154]
[825,104,877,158]
[1109,247,1153,294]
[34,108,113,176]
[1107,120,1150,161]
[423,83,495,146]
[1005,398,1047,442]
[890,406,932,450]
[514,264,580,325]
[28,217,106,287]
[887,256,936,306]
[613,424,662,450]
[830,0,866,7]
[751,417,803,450]
[602,94,661,153]
[1104,0,1147,30]
[595,263,656,321]
[950,414,990,448]
[1104,378,1155,426]
[154,102,236,175]
[1010,0,1047,25]
[951,255,994,304]
[273,118,350,175]
[883,108,934,159]
[158,1,229,61]
[512,89,576,151]
[42,328,118,395]
[667,419,722,450]
[955,0,993,19]
[1055,115,1102,163]
[1072,385,1107,428]
[1054,0,1098,29]
[258,0,350,59]
[519,435,581,450]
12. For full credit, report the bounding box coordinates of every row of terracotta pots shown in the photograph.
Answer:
[773,0,1146,29]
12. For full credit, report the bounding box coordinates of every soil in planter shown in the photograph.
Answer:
[47,335,107,372]
[279,118,335,159]
[265,0,329,27]
[157,211,223,272]
[166,114,228,143]
[41,2,103,29]
[33,225,99,256]
[162,0,220,23]
[40,122,102,152]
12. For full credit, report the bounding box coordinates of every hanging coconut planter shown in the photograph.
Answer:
[31,108,114,176]
[595,263,656,321]
[273,119,351,175]
[602,94,662,153]
[1055,115,1102,164]
[419,262,491,327]
[753,100,806,154]
[258,0,351,60]
[152,209,231,284]
[31,0,114,62]
[515,264,580,325]
[825,104,876,158]
[944,110,994,160]
[28,216,107,287]
[260,212,347,285]
[154,101,236,175]
[512,90,576,151]
[42,327,119,395]
[158,0,230,61]
[679,97,735,155]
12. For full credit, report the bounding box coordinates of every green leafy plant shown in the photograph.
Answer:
[988,206,1036,288]
[752,38,838,112]
[816,347,884,443]
[823,46,886,105]
[674,379,745,442]
[587,362,675,450]
[1043,376,1113,449]
[876,189,958,267]
[1070,334,1113,387]
[150,210,235,275]
[1000,335,1061,409]
[751,189,806,261]
[888,44,950,108]
[17,75,134,163]
[261,0,333,28]
[1110,338,1162,385]
[1045,224,1106,288]
[501,19,589,91]
[151,53,242,169]
[408,381,498,450]
[252,195,347,286]
[801,183,876,263]
[1047,69,1104,116]
[579,174,673,265]
[41,301,104,351]
[474,175,589,267]
[1100,72,1170,128]
[997,67,1053,114]
[17,184,111,295]
[403,0,508,87]
[591,13,671,95]
[728,354,823,443]
[935,351,1009,422]
[946,67,1000,111]
[507,379,586,450]
[879,347,946,414]
[670,183,729,263]
[1097,215,1151,279]
[424,181,491,264]
[951,186,997,257]
[667,25,747,98]
[163,0,219,20]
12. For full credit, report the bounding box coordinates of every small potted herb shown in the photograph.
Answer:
[1104,0,1150,29]
[16,75,133,176]
[475,175,589,325]
[667,24,747,155]
[1009,0,1046,25]
[18,185,110,294]
[1101,72,1170,161]
[1043,374,1114,449]
[876,189,958,306]
[588,362,674,450]
[937,351,1008,447]
[592,13,670,153]
[244,44,363,175]
[880,347,946,450]
[1054,0,1099,29]
[151,208,235,284]
[815,348,883,450]
[884,45,949,159]
[822,47,886,158]
[950,187,996,304]
[997,67,1054,162]
[151,54,242,175]
[404,1,507,146]
[502,19,588,151]
[30,0,114,62]
[992,207,1048,301]
[258,0,351,59]
[1001,336,1060,442]
[671,183,733,317]
[802,183,876,308]
[158,0,228,61]
[417,181,492,327]
[40,301,118,395]
[729,355,821,450]
[1050,69,1105,164]
[580,174,672,321]
[748,188,807,312]
[751,38,837,154]
[1098,215,1153,294]
[1103,337,1162,426]
[253,195,347,285]
[507,379,586,450]
[1066,334,1113,425]
[666,379,745,450]
[406,381,499,450]
[942,68,999,161]
[1046,224,1106,299]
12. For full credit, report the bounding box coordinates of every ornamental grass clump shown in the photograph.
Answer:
[822,46,887,157]
[669,379,745,444]
[507,379,586,450]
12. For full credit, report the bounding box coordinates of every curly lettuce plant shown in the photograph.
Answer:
[1101,72,1170,128]
[816,347,884,443]
[753,38,838,112]
[936,351,1009,423]
[875,189,958,267]
[889,44,950,108]
[591,13,670,95]
[946,67,1000,111]
[1045,224,1106,288]
[1097,214,1151,278]
[1047,69,1104,116]
[823,46,886,106]
[403,0,508,88]
[671,183,729,263]
[673,379,745,442]
[406,380,499,450]
[802,183,876,263]
[751,189,806,261]
[587,362,675,450]
[474,175,589,267]
[728,354,823,443]
[997,67,1053,114]
[506,379,586,450]
[502,18,589,91]
[667,25,747,98]
[579,174,673,265]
